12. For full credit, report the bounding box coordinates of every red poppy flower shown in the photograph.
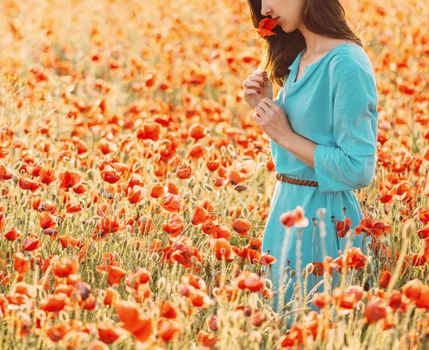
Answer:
[97,321,123,344]
[365,297,388,323]
[256,18,280,38]
[191,205,209,226]
[115,300,153,341]
[14,252,31,274]
[237,271,264,292]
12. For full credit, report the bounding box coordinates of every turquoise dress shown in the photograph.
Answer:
[261,43,379,318]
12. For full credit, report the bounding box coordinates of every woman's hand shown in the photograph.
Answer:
[242,70,273,109]
[253,97,294,146]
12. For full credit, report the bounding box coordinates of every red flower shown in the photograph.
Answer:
[379,270,391,288]
[336,217,352,238]
[59,170,81,190]
[23,236,41,251]
[279,211,296,227]
[115,300,153,341]
[236,271,264,292]
[18,176,39,192]
[417,226,429,239]
[332,247,367,271]
[365,297,388,323]
[107,265,127,285]
[256,18,280,38]
[280,206,308,228]
[101,165,120,184]
[259,253,277,266]
[0,165,13,181]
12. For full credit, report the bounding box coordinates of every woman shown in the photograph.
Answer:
[243,0,379,319]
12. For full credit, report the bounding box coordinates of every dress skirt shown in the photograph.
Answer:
[261,178,372,322]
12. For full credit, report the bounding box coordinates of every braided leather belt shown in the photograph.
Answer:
[276,172,319,187]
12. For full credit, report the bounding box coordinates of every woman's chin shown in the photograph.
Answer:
[280,23,289,32]
[281,24,298,34]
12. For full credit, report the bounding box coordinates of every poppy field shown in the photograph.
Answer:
[0,0,428,349]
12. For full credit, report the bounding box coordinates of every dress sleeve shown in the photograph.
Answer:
[313,60,378,193]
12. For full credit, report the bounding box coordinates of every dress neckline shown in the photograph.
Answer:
[284,43,358,97]
[293,43,356,83]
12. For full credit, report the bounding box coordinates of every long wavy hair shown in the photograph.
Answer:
[247,0,363,88]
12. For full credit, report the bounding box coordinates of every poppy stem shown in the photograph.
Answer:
[295,228,304,307]
[386,219,414,293]
[317,208,333,327]
[277,226,291,312]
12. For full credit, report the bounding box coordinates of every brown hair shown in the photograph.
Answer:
[247,0,363,88]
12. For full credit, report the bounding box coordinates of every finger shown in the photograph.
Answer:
[255,105,266,114]
[243,89,259,96]
[249,75,266,83]
[260,98,277,109]
[251,71,269,82]
[243,80,265,90]
[243,87,263,95]
[243,80,263,89]
[257,99,272,111]
[252,112,261,121]
[258,100,272,110]
[254,69,268,77]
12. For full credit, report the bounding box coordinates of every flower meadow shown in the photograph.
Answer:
[0,0,428,349]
